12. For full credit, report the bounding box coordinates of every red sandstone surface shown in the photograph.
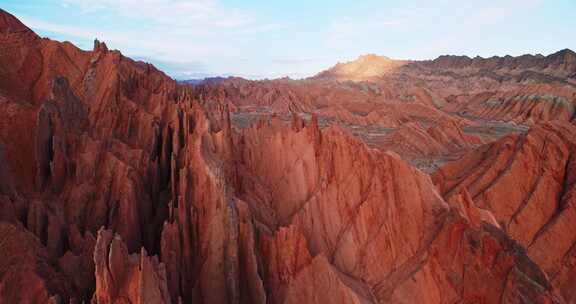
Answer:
[0,8,575,304]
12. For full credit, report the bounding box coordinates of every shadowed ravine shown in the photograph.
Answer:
[0,8,575,304]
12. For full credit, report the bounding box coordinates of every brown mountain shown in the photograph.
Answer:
[313,54,409,81]
[0,8,575,304]
[314,49,576,83]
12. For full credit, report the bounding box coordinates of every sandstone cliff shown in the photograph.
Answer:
[0,8,574,304]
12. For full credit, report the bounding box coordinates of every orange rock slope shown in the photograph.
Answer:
[0,8,575,304]
[433,121,576,302]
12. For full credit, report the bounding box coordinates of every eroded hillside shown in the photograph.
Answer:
[0,8,575,304]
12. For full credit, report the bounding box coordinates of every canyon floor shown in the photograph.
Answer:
[1,8,576,304]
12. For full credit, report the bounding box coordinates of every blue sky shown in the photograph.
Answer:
[2,0,575,79]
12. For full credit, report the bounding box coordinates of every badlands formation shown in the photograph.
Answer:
[1,8,576,304]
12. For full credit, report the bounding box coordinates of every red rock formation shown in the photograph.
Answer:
[234,116,560,303]
[313,54,409,81]
[92,229,170,304]
[377,120,483,158]
[386,212,562,303]
[444,84,576,124]
[0,8,188,303]
[0,7,574,304]
[0,222,73,304]
[433,121,576,302]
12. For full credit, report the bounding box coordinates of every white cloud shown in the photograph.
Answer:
[325,17,401,50]
[18,14,238,79]
[17,0,551,79]
[273,58,323,64]
[21,17,93,38]
[20,15,216,53]
[62,0,250,28]
[20,0,292,78]
[16,0,275,76]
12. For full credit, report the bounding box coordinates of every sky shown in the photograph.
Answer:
[1,0,575,79]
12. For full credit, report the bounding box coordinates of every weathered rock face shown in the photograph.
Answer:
[443,85,576,124]
[238,119,562,304]
[92,229,171,304]
[377,120,483,159]
[0,7,575,304]
[0,222,73,304]
[0,8,189,303]
[433,121,576,302]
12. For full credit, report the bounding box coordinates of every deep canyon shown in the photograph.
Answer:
[1,8,576,304]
